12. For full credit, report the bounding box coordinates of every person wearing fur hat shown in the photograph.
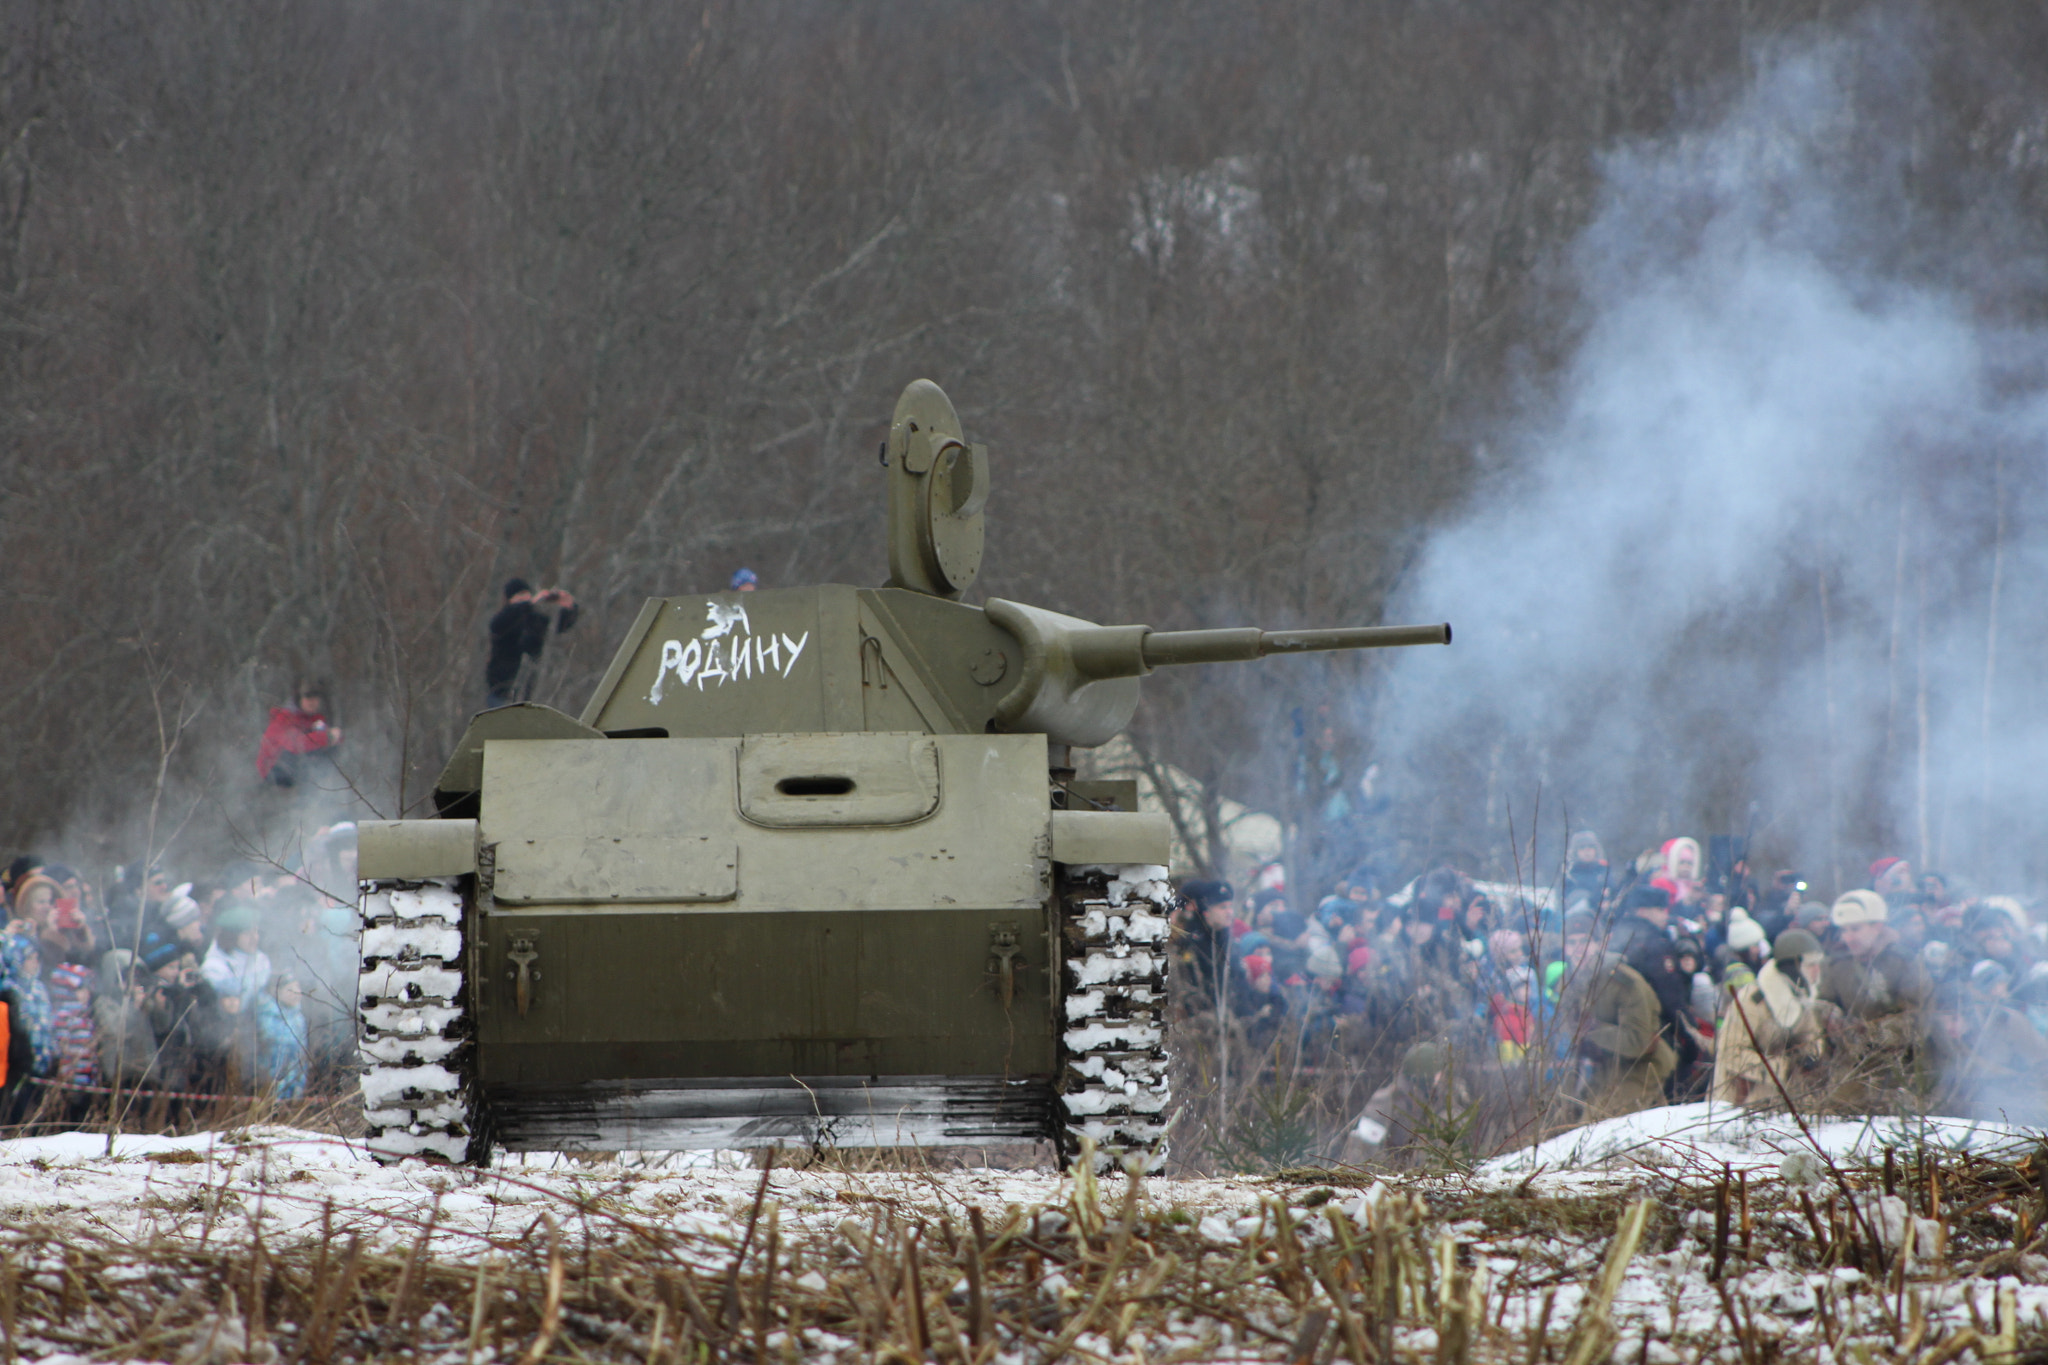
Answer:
[1817,890,1933,1104]
[1712,928,1832,1107]
[6,873,90,968]
[1650,837,1705,919]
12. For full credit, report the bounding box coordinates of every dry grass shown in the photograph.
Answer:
[0,1129,2038,1363]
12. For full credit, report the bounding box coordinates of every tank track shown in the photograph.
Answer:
[1057,863,1173,1173]
[358,877,479,1164]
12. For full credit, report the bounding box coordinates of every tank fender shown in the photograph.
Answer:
[359,819,480,881]
[1049,810,1171,867]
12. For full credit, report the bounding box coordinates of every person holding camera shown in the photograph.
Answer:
[256,680,343,788]
[486,578,580,708]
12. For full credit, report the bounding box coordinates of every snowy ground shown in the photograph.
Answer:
[1478,1101,2038,1185]
[0,1117,2041,1363]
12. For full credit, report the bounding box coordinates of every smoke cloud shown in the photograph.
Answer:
[1377,19,2048,895]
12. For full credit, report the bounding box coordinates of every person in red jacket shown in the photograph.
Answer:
[256,680,344,787]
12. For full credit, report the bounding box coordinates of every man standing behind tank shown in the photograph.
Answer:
[486,578,579,708]
[1818,890,1933,1106]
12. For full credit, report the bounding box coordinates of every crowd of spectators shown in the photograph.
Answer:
[0,826,359,1120]
[1170,835,2048,1162]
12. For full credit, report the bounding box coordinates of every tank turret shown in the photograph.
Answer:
[357,379,1451,1173]
[547,380,1446,756]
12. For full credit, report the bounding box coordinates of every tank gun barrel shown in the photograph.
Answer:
[986,598,1454,748]
[1057,618,1452,681]
[1138,622,1451,669]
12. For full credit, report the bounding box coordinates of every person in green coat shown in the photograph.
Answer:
[1558,912,1674,1117]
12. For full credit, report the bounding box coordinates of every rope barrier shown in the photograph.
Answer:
[25,1075,266,1104]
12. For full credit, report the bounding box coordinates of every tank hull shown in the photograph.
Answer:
[471,731,1059,1124]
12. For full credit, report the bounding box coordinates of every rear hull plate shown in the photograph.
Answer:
[487,1075,1054,1151]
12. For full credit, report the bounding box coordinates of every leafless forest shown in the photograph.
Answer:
[5,1,2048,889]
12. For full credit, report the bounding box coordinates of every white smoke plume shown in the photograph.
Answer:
[1377,20,2048,895]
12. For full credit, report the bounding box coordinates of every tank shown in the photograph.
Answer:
[356,379,1451,1170]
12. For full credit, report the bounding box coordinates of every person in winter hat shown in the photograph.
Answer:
[1563,830,1612,912]
[2005,961,2048,1042]
[1173,879,1239,1013]
[1651,837,1704,915]
[1721,911,1770,992]
[1964,900,2036,981]
[136,936,222,1101]
[7,873,88,968]
[1818,890,1933,1105]
[160,890,206,949]
[202,902,273,1013]
[1673,936,1720,1032]
[1869,856,1916,899]
[1712,928,1831,1107]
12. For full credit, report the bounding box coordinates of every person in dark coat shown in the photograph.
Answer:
[1606,885,1704,1093]
[1172,879,1239,1013]
[486,579,579,707]
[1606,885,1673,966]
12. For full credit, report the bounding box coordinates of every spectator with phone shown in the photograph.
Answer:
[486,578,580,707]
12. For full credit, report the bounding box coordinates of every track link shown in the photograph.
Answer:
[358,877,478,1164]
[1057,863,1173,1173]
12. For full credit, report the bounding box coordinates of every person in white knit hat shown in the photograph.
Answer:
[1721,910,1770,993]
